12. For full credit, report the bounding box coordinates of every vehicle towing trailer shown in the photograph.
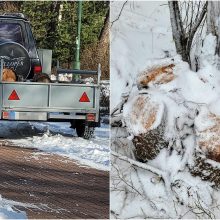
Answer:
[0,59,101,138]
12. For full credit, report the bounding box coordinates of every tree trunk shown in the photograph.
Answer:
[168,1,207,68]
[207,1,220,56]
[168,1,189,63]
[99,9,109,44]
[97,8,110,79]
[45,2,61,49]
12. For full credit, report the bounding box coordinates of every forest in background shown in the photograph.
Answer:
[0,1,109,79]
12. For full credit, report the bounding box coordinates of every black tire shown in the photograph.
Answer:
[75,120,95,139]
[0,42,31,80]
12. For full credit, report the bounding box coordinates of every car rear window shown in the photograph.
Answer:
[0,23,24,46]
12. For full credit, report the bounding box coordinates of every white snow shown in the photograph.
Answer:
[0,118,109,218]
[0,196,27,219]
[110,1,176,110]
[123,93,165,135]
[111,1,220,219]
[0,120,110,171]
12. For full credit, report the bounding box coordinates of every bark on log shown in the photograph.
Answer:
[133,123,168,162]
[123,93,168,162]
[190,155,220,188]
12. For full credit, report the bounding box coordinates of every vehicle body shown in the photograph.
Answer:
[0,13,41,79]
[0,13,101,139]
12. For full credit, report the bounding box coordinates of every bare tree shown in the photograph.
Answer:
[207,2,220,56]
[168,1,207,67]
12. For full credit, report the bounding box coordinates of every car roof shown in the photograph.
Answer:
[0,13,29,22]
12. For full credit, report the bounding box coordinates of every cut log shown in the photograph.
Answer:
[123,94,165,135]
[190,155,220,188]
[123,94,168,162]
[137,64,175,88]
[195,109,220,163]
[133,124,168,162]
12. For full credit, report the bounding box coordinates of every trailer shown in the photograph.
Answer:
[0,59,101,139]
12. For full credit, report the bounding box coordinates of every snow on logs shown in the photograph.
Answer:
[195,107,220,162]
[123,94,168,162]
[122,60,220,186]
[123,63,176,162]
[137,63,175,88]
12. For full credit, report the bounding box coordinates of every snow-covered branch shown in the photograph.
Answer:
[187,2,207,52]
[112,151,172,194]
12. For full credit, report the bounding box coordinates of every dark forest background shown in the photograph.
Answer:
[0,1,109,79]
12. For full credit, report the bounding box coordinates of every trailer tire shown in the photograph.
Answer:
[75,121,95,139]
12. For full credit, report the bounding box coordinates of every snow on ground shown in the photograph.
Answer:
[110,1,175,110]
[0,196,28,219]
[0,118,109,171]
[0,119,109,219]
[111,1,220,219]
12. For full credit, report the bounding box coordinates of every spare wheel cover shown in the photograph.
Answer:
[0,42,31,80]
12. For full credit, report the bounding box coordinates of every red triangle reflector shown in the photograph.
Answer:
[79,92,90,102]
[8,90,20,100]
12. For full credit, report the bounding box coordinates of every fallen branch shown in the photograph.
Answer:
[110,95,128,116]
[112,151,172,195]
[111,115,123,127]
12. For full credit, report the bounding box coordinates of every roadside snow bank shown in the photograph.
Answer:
[13,133,109,171]
[0,196,27,219]
[0,121,109,171]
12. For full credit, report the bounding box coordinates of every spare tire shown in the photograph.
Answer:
[0,42,31,80]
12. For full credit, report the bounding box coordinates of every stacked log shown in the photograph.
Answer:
[123,93,168,162]
[123,62,220,188]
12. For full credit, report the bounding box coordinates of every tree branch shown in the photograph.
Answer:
[111,1,128,28]
[187,1,207,52]
[112,151,172,195]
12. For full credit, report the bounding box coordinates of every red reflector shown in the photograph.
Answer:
[79,92,90,102]
[34,65,42,74]
[87,113,95,121]
[2,111,9,119]
[8,90,20,100]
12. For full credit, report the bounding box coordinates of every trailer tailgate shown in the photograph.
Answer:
[1,82,96,111]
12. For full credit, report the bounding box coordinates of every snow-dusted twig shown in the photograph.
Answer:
[112,151,172,195]
[111,115,123,127]
[112,162,143,196]
[111,0,128,28]
[187,2,207,52]
[110,94,129,116]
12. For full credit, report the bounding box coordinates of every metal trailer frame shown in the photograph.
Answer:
[0,59,101,124]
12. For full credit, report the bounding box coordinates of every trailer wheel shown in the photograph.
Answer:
[75,121,95,139]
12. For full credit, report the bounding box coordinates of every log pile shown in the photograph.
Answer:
[123,62,220,188]
[137,63,175,88]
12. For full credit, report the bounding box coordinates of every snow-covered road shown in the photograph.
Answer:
[0,117,109,219]
[0,117,110,171]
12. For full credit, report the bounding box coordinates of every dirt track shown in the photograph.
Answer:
[0,142,109,219]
